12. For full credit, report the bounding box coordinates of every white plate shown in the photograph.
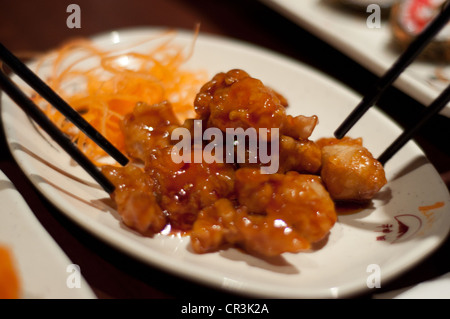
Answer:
[2,28,450,298]
[261,0,450,117]
[0,170,96,299]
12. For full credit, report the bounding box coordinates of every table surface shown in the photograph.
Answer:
[0,0,449,299]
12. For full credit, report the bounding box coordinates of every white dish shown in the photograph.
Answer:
[0,170,96,299]
[261,0,450,117]
[2,28,450,298]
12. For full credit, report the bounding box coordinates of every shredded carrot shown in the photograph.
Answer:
[30,26,207,164]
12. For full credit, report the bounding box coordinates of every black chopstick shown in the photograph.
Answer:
[334,3,450,140]
[0,69,115,194]
[377,83,450,165]
[0,42,129,166]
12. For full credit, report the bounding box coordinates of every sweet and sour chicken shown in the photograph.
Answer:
[102,69,387,257]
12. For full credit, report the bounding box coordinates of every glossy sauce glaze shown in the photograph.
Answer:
[102,69,387,257]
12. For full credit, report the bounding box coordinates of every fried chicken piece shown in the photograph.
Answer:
[102,146,236,234]
[145,147,236,231]
[101,164,167,234]
[282,114,318,140]
[121,101,180,162]
[278,135,322,174]
[235,169,337,247]
[234,134,321,174]
[194,69,285,133]
[190,168,337,256]
[193,69,321,174]
[191,198,312,257]
[190,198,238,254]
[317,137,387,202]
[194,69,317,139]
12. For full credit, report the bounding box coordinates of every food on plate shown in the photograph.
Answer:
[30,29,387,257]
[101,69,387,257]
[120,101,181,162]
[190,169,336,256]
[316,137,387,202]
[0,245,20,299]
[193,69,321,174]
[32,29,207,163]
[390,0,450,61]
[101,164,167,234]
[194,69,317,139]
